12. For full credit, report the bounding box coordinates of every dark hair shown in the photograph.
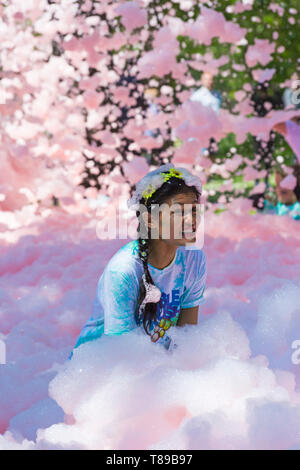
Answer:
[293,163,300,201]
[135,174,201,336]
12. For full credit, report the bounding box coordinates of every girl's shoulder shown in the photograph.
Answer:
[289,200,300,220]
[179,246,206,269]
[263,199,276,212]
[110,239,139,257]
[103,240,142,278]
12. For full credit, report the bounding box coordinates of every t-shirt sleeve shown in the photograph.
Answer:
[180,250,207,309]
[101,268,139,335]
[72,268,139,352]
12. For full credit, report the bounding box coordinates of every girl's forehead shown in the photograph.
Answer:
[167,193,199,205]
[148,189,200,210]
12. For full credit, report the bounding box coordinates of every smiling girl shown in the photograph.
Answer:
[71,163,207,356]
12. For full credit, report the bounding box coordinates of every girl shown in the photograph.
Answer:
[70,163,207,357]
[263,165,300,220]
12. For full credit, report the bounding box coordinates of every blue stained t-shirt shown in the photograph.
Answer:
[263,199,300,220]
[72,240,207,353]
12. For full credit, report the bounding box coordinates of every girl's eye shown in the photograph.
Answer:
[172,206,198,216]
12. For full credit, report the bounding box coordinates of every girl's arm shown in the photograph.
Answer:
[72,268,139,353]
[177,305,199,326]
[178,250,206,327]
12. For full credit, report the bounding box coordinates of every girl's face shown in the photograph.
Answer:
[275,172,297,205]
[201,72,213,89]
[148,190,201,247]
[144,88,158,100]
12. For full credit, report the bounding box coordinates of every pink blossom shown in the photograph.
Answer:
[114,1,147,32]
[245,39,276,68]
[122,156,149,185]
[82,90,104,109]
[233,1,253,14]
[186,7,246,46]
[252,68,276,83]
[172,100,223,148]
[279,174,297,190]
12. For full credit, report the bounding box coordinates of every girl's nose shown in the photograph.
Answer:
[182,212,195,230]
[183,212,192,222]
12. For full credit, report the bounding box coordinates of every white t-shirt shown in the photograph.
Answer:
[73,240,207,351]
[189,86,221,114]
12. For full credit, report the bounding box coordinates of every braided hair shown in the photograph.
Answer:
[135,174,201,336]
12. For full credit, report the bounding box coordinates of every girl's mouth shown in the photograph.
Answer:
[183,228,196,239]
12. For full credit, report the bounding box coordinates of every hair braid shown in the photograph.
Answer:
[137,235,159,335]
